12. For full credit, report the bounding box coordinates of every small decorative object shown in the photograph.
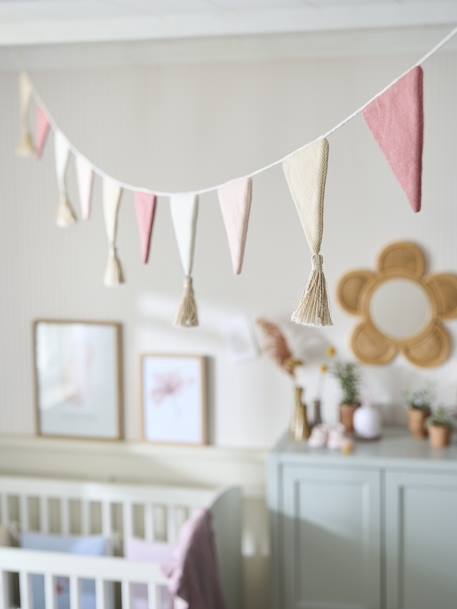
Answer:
[341,437,354,455]
[428,407,454,449]
[338,241,457,368]
[331,361,361,434]
[141,354,208,446]
[308,424,328,448]
[354,402,382,440]
[34,320,123,440]
[406,387,433,439]
[290,386,311,441]
[327,424,346,450]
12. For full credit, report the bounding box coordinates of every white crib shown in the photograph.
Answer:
[0,476,243,609]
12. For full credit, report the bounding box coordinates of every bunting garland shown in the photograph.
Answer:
[12,26,457,328]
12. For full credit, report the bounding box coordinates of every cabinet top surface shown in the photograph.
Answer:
[271,427,457,471]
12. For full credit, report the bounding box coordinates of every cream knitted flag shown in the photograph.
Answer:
[16,72,35,158]
[103,177,124,286]
[218,177,253,274]
[54,131,77,227]
[283,138,332,327]
[170,193,199,327]
[76,155,94,221]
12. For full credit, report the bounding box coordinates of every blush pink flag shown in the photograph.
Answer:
[35,107,51,159]
[134,192,157,264]
[217,177,253,274]
[363,66,424,212]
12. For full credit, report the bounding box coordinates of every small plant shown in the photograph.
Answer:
[331,362,360,405]
[406,387,434,413]
[429,407,454,429]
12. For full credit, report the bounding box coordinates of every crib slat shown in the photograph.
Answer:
[121,581,131,609]
[95,578,107,609]
[166,506,177,542]
[0,571,9,609]
[19,572,31,609]
[69,576,80,609]
[144,504,154,542]
[81,501,90,535]
[20,496,29,532]
[61,499,70,535]
[122,502,133,538]
[44,574,55,609]
[40,497,49,533]
[0,495,8,527]
[147,582,156,609]
[101,502,112,537]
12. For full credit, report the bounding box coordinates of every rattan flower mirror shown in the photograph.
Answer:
[337,241,457,368]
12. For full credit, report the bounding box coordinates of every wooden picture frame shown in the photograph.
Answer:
[140,353,208,446]
[33,319,124,441]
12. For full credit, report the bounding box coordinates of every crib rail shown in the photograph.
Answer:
[0,548,167,609]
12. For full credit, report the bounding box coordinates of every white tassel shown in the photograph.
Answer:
[104,245,125,286]
[16,132,36,158]
[175,276,198,328]
[291,254,333,327]
[56,192,77,227]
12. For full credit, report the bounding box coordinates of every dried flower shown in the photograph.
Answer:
[327,346,337,358]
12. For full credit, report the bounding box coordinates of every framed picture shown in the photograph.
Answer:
[141,354,208,446]
[33,320,124,440]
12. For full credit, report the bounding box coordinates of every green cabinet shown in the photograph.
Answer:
[268,430,457,609]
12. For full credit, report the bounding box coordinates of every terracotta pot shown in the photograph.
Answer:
[408,408,430,439]
[429,425,452,448]
[340,403,360,434]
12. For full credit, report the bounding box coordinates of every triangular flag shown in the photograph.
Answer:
[76,155,94,220]
[16,72,35,158]
[35,107,50,159]
[54,131,77,227]
[217,177,253,275]
[170,193,199,327]
[363,66,423,213]
[134,192,157,264]
[103,177,124,286]
[283,138,332,327]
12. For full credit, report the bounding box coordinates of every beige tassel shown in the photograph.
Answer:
[56,192,77,227]
[175,276,198,328]
[104,245,125,287]
[16,132,36,158]
[291,254,333,327]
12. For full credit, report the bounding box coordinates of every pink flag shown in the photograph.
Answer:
[217,177,253,274]
[363,66,423,212]
[35,107,50,159]
[134,192,157,264]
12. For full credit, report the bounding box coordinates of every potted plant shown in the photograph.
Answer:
[331,362,360,434]
[406,387,433,439]
[428,407,454,448]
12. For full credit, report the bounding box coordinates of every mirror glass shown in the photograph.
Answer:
[370,278,432,340]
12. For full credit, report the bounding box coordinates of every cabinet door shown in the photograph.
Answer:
[280,465,381,609]
[385,471,457,609]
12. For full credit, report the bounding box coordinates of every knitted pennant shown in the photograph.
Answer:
[217,177,253,274]
[103,177,124,286]
[75,155,94,220]
[134,192,157,264]
[16,72,35,158]
[35,107,51,159]
[54,131,77,227]
[283,138,332,327]
[363,66,424,213]
[170,193,199,327]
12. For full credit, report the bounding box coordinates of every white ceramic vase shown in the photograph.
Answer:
[354,403,382,439]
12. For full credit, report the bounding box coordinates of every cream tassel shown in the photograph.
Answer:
[175,276,199,328]
[291,254,333,327]
[16,131,36,158]
[56,192,77,227]
[104,245,125,287]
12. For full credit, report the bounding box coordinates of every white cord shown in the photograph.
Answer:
[27,25,457,198]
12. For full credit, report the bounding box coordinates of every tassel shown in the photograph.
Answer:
[104,245,125,286]
[175,276,198,328]
[16,132,36,158]
[56,192,77,227]
[291,254,333,327]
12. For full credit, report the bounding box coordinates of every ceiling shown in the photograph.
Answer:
[1,0,457,46]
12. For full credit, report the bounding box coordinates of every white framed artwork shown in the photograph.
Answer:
[141,353,208,446]
[33,320,124,440]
